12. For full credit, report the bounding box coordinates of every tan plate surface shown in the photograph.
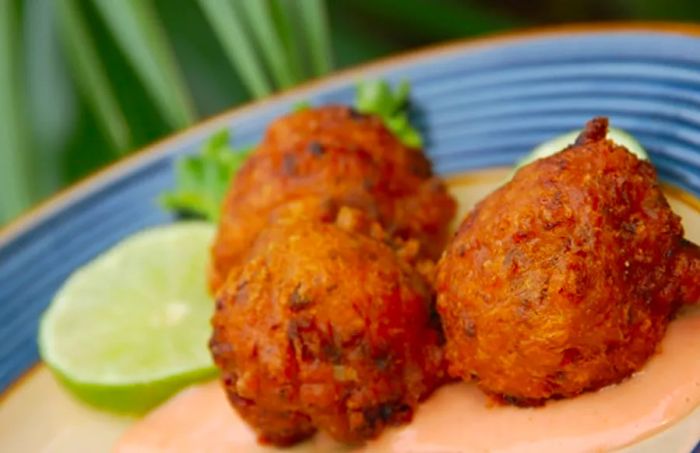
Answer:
[1,168,699,452]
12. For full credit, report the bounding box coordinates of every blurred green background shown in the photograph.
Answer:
[2,0,699,225]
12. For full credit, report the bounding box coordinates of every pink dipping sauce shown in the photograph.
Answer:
[116,309,700,453]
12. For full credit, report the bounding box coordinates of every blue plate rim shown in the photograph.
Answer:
[3,21,700,250]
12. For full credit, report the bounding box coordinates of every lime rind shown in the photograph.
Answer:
[38,222,217,414]
[48,361,217,414]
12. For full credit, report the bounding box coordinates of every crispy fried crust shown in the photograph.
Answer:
[436,117,700,405]
[210,216,446,445]
[209,106,456,293]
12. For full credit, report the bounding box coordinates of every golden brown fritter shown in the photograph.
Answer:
[209,105,456,292]
[210,212,446,445]
[436,117,700,405]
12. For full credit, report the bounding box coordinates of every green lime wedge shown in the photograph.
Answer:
[38,222,218,414]
[515,127,649,170]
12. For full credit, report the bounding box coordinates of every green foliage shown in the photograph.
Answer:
[356,79,423,148]
[297,0,333,75]
[24,0,75,197]
[196,0,272,98]
[240,0,299,88]
[268,0,305,81]
[349,0,518,41]
[5,0,696,225]
[0,1,32,223]
[159,131,252,221]
[0,0,335,225]
[55,0,131,153]
[91,0,196,129]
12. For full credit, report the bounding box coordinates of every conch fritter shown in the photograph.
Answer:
[210,212,446,445]
[436,117,700,405]
[209,106,456,292]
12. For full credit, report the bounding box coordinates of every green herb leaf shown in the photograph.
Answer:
[292,100,311,112]
[160,130,252,221]
[161,78,421,222]
[355,79,423,148]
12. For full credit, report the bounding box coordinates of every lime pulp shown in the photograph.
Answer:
[38,222,217,414]
[515,127,649,170]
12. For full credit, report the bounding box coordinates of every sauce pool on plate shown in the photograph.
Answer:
[116,307,700,453]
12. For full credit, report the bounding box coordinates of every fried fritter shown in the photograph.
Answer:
[209,106,455,292]
[210,212,446,445]
[436,117,700,405]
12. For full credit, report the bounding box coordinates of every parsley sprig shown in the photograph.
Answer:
[159,131,251,221]
[160,80,423,221]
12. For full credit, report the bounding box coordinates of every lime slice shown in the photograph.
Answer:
[39,222,217,414]
[515,127,649,170]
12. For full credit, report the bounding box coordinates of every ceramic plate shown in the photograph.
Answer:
[1,23,700,452]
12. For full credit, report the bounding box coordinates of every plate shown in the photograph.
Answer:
[2,23,700,452]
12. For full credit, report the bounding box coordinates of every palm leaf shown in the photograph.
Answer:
[92,0,196,129]
[197,0,272,98]
[350,0,517,39]
[269,0,305,79]
[24,0,76,197]
[239,0,299,88]
[55,0,131,153]
[0,0,32,223]
[297,0,332,76]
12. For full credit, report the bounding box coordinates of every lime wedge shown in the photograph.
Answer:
[516,127,649,170]
[38,222,217,414]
